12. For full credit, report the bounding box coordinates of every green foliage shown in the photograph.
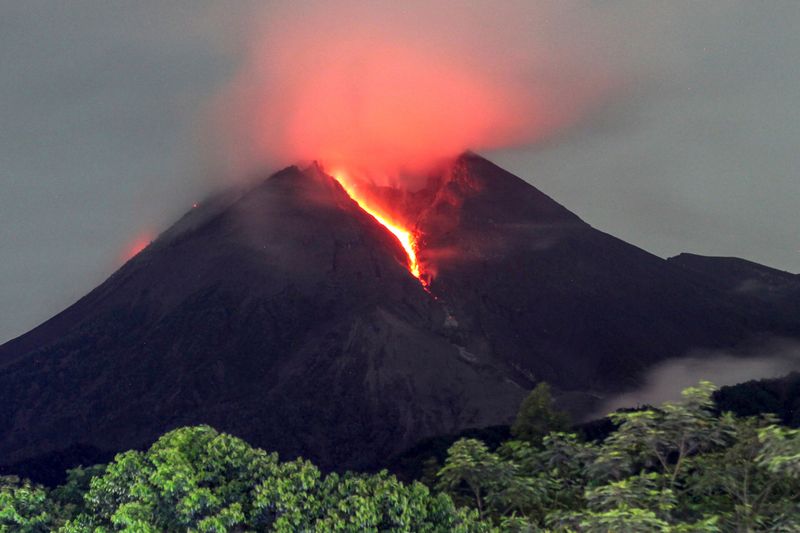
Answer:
[0,476,55,533]
[2,381,799,532]
[254,463,487,532]
[29,425,484,532]
[437,381,800,531]
[591,382,735,484]
[757,424,800,477]
[436,439,514,519]
[60,425,277,531]
[511,382,570,446]
[50,464,106,517]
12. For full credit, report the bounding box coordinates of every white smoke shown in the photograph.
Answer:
[591,338,800,418]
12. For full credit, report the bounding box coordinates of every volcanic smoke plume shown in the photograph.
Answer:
[206,2,623,286]
[3,151,800,481]
[213,1,619,185]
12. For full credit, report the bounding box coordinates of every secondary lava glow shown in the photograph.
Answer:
[331,169,423,283]
[119,231,153,263]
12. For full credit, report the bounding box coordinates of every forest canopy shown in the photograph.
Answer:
[2,382,799,532]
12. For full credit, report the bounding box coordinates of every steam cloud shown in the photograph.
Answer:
[211,1,629,185]
[591,339,800,419]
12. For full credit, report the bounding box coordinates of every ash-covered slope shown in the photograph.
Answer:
[667,253,800,319]
[1,153,798,479]
[0,164,524,475]
[405,154,800,389]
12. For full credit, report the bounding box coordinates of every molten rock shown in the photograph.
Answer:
[1,153,799,481]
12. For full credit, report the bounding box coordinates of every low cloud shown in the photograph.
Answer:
[591,338,800,418]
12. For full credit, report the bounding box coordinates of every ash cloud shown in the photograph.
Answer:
[211,1,631,185]
[591,339,800,419]
[3,1,799,344]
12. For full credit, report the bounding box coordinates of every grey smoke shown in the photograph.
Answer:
[2,1,799,344]
[592,339,800,418]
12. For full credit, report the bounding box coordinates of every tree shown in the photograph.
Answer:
[49,465,105,522]
[686,416,800,531]
[63,425,278,530]
[589,381,734,486]
[547,473,678,533]
[439,381,800,531]
[758,424,800,477]
[55,425,487,532]
[510,382,570,446]
[437,439,514,519]
[0,477,56,533]
[4,381,800,532]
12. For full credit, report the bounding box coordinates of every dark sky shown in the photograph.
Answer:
[2,1,799,343]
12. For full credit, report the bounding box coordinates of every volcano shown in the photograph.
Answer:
[1,152,799,479]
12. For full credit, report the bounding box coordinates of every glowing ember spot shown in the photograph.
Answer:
[119,232,153,263]
[331,170,422,283]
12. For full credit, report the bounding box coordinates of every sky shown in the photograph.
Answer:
[2,1,799,344]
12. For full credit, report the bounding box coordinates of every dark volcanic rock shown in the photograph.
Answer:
[408,154,800,389]
[0,163,524,475]
[1,153,798,480]
[668,253,800,326]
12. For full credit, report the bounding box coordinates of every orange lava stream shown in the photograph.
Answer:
[331,170,422,281]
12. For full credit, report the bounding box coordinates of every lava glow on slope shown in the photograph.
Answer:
[331,170,423,284]
[118,231,153,263]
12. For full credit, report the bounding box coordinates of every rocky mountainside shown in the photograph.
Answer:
[668,252,800,323]
[403,154,800,388]
[1,153,798,480]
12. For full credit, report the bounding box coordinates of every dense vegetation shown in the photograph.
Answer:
[0,427,484,532]
[714,372,800,428]
[2,382,799,532]
[433,382,800,531]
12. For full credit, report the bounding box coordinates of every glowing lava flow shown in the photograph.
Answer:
[331,170,422,282]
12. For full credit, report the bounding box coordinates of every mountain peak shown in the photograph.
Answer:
[2,155,799,483]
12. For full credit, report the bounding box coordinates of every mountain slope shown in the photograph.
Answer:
[1,153,798,479]
[406,154,799,388]
[0,163,524,473]
[668,253,800,325]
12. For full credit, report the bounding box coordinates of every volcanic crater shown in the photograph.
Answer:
[2,152,799,480]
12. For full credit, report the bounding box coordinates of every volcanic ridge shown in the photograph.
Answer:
[1,152,799,480]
